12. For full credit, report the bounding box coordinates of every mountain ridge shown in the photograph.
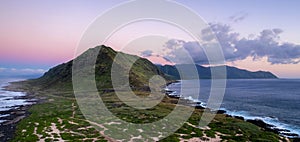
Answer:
[157,64,278,80]
[31,45,277,92]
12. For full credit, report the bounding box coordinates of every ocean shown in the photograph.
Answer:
[0,78,32,124]
[166,79,300,137]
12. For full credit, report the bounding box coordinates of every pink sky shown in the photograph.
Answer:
[1,0,300,78]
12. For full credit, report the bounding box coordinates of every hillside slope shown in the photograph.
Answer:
[30,45,165,91]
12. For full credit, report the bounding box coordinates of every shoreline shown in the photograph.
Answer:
[1,79,299,141]
[223,110,300,139]
[165,81,300,140]
[0,82,39,142]
[224,112,300,139]
[0,105,32,141]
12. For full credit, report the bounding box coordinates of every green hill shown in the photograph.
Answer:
[30,45,165,91]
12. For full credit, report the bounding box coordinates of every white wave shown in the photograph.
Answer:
[224,109,300,138]
[0,114,9,118]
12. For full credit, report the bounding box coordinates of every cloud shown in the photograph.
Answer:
[0,67,46,77]
[0,68,6,72]
[164,23,300,65]
[13,68,47,74]
[164,40,208,64]
[140,50,154,57]
[229,12,248,23]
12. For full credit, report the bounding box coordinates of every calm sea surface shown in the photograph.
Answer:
[167,79,300,137]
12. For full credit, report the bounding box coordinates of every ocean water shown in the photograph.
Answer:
[0,78,31,123]
[167,79,300,137]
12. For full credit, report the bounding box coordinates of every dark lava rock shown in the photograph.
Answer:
[246,119,273,129]
[234,116,245,121]
[216,110,226,114]
[195,105,205,109]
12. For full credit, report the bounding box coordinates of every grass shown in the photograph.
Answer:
[9,81,291,142]
[11,89,105,142]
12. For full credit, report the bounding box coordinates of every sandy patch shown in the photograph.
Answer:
[33,127,43,140]
[106,121,122,125]
[87,120,117,142]
[68,121,79,125]
[71,102,76,118]
[129,135,142,142]
[57,118,63,124]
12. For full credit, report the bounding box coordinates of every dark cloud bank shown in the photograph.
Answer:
[157,23,300,65]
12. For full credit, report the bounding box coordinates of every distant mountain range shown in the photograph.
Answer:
[32,45,277,91]
[157,64,278,80]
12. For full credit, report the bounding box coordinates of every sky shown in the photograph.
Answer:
[0,0,300,78]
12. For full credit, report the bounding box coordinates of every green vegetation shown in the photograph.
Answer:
[10,83,288,141]
[10,86,106,142]
[30,45,165,92]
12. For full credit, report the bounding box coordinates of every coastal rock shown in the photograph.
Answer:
[216,110,226,114]
[281,132,299,137]
[246,119,273,129]
[195,105,205,109]
[234,116,244,121]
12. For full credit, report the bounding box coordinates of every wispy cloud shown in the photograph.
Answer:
[140,50,154,57]
[0,68,7,72]
[229,12,249,23]
[0,67,46,77]
[164,23,300,65]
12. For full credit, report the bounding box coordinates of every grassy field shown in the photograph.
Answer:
[8,82,292,142]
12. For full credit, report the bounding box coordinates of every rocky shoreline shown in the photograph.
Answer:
[1,80,300,141]
[0,105,32,142]
[225,114,300,140]
[165,85,300,141]
[0,83,38,142]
